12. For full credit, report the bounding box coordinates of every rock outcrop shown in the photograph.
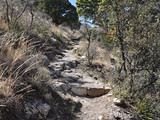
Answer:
[24,99,51,120]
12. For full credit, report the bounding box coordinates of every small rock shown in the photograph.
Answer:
[105,87,111,93]
[94,76,98,80]
[53,82,64,92]
[72,61,77,68]
[109,66,116,71]
[98,115,103,120]
[107,92,113,97]
[31,105,39,114]
[63,70,72,73]
[84,112,87,115]
[73,48,77,53]
[71,87,87,96]
[41,55,50,67]
[50,38,58,45]
[84,106,88,108]
[37,103,51,116]
[81,56,86,59]
[110,58,117,64]
[65,61,73,68]
[25,106,30,111]
[44,93,53,101]
[57,55,63,59]
[55,66,63,71]
[113,98,123,105]
[61,84,71,91]
[71,97,80,103]
[25,111,32,119]
[38,114,43,119]
[62,73,80,82]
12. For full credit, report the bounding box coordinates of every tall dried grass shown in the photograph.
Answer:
[0,31,44,120]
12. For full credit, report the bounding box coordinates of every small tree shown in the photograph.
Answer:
[4,0,29,29]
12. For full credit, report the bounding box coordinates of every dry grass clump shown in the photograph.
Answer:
[78,40,113,69]
[50,24,81,44]
[0,31,45,120]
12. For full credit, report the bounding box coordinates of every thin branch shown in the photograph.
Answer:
[5,0,10,24]
[13,2,28,26]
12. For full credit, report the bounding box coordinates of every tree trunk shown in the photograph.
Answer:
[118,36,127,74]
[87,38,91,65]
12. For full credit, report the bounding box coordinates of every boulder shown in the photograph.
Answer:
[87,88,105,97]
[24,100,51,119]
[71,87,87,96]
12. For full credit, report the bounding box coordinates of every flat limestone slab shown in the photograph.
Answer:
[87,88,105,97]
[71,87,88,96]
[71,86,111,97]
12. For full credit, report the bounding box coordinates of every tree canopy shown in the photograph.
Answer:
[37,0,79,25]
[76,0,101,23]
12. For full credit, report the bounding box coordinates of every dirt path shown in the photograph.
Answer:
[48,42,135,120]
[75,94,114,120]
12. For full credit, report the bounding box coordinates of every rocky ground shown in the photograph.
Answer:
[44,40,137,120]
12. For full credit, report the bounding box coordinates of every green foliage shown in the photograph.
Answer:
[76,0,101,23]
[77,0,160,119]
[136,95,160,120]
[76,0,109,27]
[37,0,79,26]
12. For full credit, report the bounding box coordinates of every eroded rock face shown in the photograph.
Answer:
[24,99,51,120]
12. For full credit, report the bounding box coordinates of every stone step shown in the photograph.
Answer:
[61,72,82,82]
[71,86,111,97]
[48,79,111,97]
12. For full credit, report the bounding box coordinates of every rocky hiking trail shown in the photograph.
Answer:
[47,41,136,120]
